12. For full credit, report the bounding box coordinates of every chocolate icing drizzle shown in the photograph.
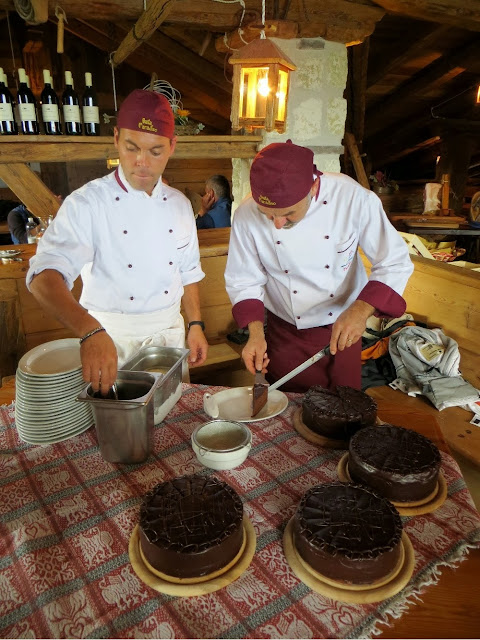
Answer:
[302,385,377,440]
[295,482,402,560]
[350,424,441,473]
[140,474,243,553]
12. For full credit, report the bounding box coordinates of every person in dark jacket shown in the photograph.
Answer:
[196,174,232,229]
[7,204,39,244]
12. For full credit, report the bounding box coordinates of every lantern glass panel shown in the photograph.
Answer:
[275,69,289,122]
[240,67,270,118]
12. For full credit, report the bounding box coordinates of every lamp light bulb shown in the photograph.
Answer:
[257,76,270,97]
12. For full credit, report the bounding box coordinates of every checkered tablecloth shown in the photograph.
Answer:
[1,384,480,639]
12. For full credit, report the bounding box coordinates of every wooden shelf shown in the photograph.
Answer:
[0,135,262,163]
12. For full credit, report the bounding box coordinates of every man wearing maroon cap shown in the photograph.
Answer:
[225,140,413,392]
[28,89,208,399]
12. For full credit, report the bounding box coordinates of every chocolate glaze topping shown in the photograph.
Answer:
[139,474,244,578]
[293,482,403,584]
[349,424,441,502]
[302,385,377,442]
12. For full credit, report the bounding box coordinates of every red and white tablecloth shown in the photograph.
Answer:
[1,384,480,638]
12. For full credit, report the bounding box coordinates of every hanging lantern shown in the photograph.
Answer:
[229,38,296,133]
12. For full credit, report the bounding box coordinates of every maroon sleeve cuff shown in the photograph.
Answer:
[357,281,406,319]
[232,299,265,328]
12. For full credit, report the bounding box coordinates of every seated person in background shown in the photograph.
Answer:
[7,204,40,244]
[196,174,232,229]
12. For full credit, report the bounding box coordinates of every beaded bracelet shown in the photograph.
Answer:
[79,326,106,344]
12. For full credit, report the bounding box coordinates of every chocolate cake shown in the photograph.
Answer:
[139,474,244,579]
[293,482,403,585]
[348,424,441,503]
[301,385,377,442]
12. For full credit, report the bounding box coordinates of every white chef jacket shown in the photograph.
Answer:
[225,172,413,330]
[27,165,205,313]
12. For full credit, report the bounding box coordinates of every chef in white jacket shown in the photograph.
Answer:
[224,140,413,392]
[27,89,208,395]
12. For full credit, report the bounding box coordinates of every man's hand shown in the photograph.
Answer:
[330,300,375,355]
[198,190,215,217]
[242,321,269,375]
[187,325,208,367]
[80,331,118,395]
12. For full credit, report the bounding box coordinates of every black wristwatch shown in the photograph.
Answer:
[188,320,205,331]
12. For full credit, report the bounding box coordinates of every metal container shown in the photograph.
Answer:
[122,346,189,425]
[77,370,161,464]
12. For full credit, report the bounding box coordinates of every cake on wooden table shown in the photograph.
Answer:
[299,385,377,444]
[139,474,244,580]
[348,424,441,503]
[292,482,403,585]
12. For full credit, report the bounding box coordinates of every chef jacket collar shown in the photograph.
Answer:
[115,165,166,199]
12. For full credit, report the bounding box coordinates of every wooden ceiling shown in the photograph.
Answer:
[0,0,479,183]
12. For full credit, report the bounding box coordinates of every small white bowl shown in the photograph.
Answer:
[191,420,252,470]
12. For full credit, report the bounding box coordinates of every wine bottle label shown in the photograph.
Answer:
[19,103,36,120]
[63,104,81,121]
[0,103,15,121]
[82,105,99,124]
[42,103,60,121]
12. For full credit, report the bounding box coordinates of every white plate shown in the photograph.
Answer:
[15,404,91,426]
[18,339,81,376]
[17,421,93,445]
[0,249,21,258]
[203,387,288,422]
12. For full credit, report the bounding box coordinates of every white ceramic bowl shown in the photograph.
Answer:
[191,420,252,470]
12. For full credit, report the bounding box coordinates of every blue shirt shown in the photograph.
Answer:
[196,197,232,229]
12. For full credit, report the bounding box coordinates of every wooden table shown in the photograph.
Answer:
[1,384,479,638]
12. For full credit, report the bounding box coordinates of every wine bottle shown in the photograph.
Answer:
[0,68,18,135]
[82,72,100,136]
[62,71,82,135]
[41,69,62,135]
[17,68,39,135]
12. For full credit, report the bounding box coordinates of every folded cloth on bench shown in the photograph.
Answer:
[389,326,480,410]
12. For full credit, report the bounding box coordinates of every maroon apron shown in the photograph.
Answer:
[265,310,362,392]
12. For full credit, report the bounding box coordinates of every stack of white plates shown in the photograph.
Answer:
[15,339,93,445]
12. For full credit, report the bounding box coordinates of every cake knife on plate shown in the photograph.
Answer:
[252,345,331,417]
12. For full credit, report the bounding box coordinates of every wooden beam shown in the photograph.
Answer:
[366,37,480,137]
[216,21,298,53]
[0,163,60,220]
[367,24,451,88]
[0,136,262,163]
[0,0,247,27]
[372,1,480,32]
[111,0,177,67]
[63,19,232,127]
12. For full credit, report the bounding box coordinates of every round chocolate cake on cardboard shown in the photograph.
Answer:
[293,482,403,585]
[348,424,441,503]
[301,385,377,441]
[139,474,244,579]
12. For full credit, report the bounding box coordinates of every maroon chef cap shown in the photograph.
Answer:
[117,89,175,138]
[250,140,315,208]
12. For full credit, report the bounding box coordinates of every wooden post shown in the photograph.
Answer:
[111,0,178,68]
[343,132,370,189]
[441,173,450,213]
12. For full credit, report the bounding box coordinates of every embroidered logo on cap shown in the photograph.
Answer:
[258,195,276,206]
[138,117,158,133]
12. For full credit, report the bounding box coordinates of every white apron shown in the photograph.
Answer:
[89,305,187,373]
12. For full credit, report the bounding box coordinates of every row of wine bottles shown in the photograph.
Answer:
[0,68,100,136]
